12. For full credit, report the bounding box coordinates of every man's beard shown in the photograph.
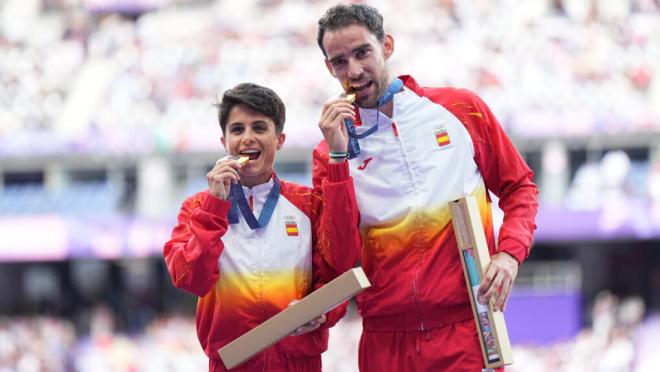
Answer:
[358,75,389,108]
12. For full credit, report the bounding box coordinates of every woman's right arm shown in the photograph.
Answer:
[163,192,231,297]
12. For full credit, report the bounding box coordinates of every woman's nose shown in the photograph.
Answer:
[241,128,256,143]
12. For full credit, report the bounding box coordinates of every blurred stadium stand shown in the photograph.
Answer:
[1,0,660,370]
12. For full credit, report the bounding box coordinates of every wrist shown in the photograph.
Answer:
[497,239,526,265]
[328,151,348,160]
[202,193,231,215]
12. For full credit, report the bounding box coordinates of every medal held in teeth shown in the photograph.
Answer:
[341,80,361,160]
[342,79,357,104]
[335,78,402,161]
[222,155,250,165]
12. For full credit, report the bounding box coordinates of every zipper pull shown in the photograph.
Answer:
[391,122,399,137]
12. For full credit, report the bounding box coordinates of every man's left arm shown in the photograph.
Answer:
[450,91,539,311]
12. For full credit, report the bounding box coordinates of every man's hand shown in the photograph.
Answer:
[318,97,354,159]
[287,300,326,336]
[477,252,519,312]
[206,157,242,199]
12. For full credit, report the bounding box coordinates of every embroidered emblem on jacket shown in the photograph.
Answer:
[284,216,299,236]
[433,124,451,148]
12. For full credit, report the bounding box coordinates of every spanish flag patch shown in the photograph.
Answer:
[435,129,451,147]
[285,220,299,237]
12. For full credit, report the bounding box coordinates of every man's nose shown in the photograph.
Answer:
[347,59,363,79]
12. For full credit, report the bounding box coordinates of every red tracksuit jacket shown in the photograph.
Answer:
[313,75,538,332]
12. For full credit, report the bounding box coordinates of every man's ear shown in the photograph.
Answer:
[324,59,337,78]
[276,132,286,150]
[383,34,394,60]
[221,136,227,150]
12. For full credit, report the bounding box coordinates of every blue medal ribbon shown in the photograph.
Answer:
[345,77,403,159]
[227,175,280,229]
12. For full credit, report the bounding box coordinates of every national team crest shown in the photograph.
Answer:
[433,124,451,148]
[284,216,299,237]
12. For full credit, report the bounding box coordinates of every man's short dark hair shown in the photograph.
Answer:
[215,83,286,135]
[317,3,385,57]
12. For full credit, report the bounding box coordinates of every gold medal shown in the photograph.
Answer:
[219,155,250,165]
[342,79,357,104]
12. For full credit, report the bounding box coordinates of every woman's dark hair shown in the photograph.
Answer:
[216,83,285,134]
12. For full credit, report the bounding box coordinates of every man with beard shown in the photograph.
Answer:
[312,4,538,371]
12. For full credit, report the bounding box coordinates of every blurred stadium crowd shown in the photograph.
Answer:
[1,0,660,371]
[1,294,659,371]
[0,311,207,372]
[1,0,659,152]
[1,0,659,215]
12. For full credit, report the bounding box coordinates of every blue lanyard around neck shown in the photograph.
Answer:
[227,175,280,230]
[375,77,403,107]
[345,77,403,159]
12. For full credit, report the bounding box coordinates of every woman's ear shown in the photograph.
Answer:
[276,132,286,150]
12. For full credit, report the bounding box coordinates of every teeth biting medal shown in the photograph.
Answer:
[339,78,404,159]
[340,80,361,159]
[222,155,250,164]
[342,79,357,103]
